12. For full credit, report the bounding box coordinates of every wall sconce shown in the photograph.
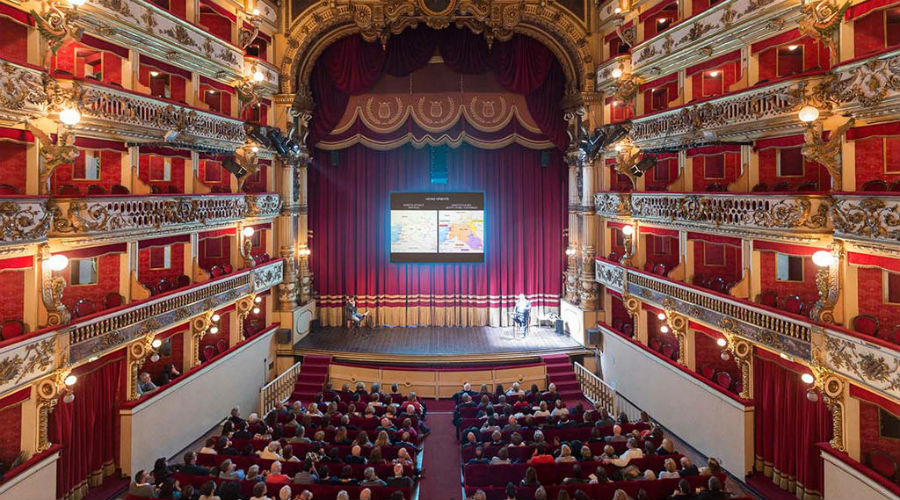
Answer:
[41,251,71,327]
[798,105,819,123]
[657,312,666,321]
[809,246,840,324]
[240,226,257,268]
[620,224,635,267]
[611,67,624,79]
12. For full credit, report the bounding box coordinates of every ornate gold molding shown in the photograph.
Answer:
[127,334,159,400]
[801,117,854,189]
[797,0,850,68]
[662,298,687,366]
[35,367,72,452]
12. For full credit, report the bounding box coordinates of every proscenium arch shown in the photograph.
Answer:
[279,1,594,112]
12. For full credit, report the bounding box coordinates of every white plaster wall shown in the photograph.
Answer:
[822,451,900,500]
[120,330,276,475]
[599,332,754,477]
[0,451,59,500]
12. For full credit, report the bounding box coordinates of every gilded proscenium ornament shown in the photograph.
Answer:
[798,0,850,67]
[236,294,257,325]
[189,313,216,367]
[662,298,687,366]
[810,334,847,451]
[718,321,753,399]
[35,367,72,451]
[564,246,579,304]
[31,0,84,67]
[579,246,600,310]
[127,334,159,400]
[277,246,300,310]
[809,243,842,324]
[801,116,854,189]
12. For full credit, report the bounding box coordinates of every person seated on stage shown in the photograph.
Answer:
[344,295,369,327]
[513,294,532,331]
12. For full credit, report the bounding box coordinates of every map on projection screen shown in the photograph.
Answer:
[390,192,484,263]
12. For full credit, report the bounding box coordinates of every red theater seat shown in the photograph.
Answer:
[782,295,804,315]
[73,298,95,318]
[852,314,880,336]
[0,319,26,340]
[862,180,889,192]
[715,371,733,391]
[104,292,124,309]
[758,290,778,308]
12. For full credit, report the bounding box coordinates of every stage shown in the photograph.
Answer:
[291,325,592,364]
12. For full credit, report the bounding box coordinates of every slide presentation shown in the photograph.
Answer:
[390,192,484,263]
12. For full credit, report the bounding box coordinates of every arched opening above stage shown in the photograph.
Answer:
[307,27,569,151]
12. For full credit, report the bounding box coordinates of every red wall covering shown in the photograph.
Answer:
[0,402,22,464]
[609,227,626,257]
[645,156,678,191]
[859,400,900,469]
[856,267,900,331]
[756,36,828,81]
[609,295,633,336]
[758,144,829,190]
[694,329,742,393]
[693,241,742,283]
[0,16,27,64]
[199,4,233,43]
[0,140,28,192]
[52,150,122,193]
[199,311,229,363]
[645,234,680,271]
[56,253,120,312]
[0,270,25,324]
[139,154,186,192]
[853,135,900,186]
[759,251,819,303]
[242,164,268,192]
[52,40,123,86]
[199,236,232,270]
[689,60,741,100]
[141,328,186,379]
[853,6,900,58]
[138,243,186,284]
[199,159,231,192]
[646,311,680,359]
[690,152,741,190]
[608,164,633,192]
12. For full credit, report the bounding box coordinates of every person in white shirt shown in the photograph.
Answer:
[659,458,680,479]
[550,400,569,417]
[199,437,218,455]
[533,401,551,417]
[258,441,283,460]
[506,382,525,397]
[603,438,644,467]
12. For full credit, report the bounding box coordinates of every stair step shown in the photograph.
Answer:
[546,365,573,375]
[549,373,578,383]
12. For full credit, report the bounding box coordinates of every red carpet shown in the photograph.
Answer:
[745,473,799,500]
[419,402,462,500]
[82,476,129,500]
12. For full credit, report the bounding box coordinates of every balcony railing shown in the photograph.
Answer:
[77,0,245,81]
[825,50,900,121]
[48,193,278,242]
[628,192,831,239]
[0,61,50,123]
[629,76,815,148]
[0,196,52,247]
[595,55,631,92]
[594,192,631,217]
[72,79,246,148]
[630,0,799,76]
[832,193,900,250]
[595,258,900,401]
[68,258,283,362]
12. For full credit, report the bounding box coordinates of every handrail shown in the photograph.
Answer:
[573,362,617,416]
[260,360,303,415]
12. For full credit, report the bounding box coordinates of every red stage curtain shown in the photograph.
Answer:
[309,143,566,326]
[50,352,125,500]
[309,27,567,150]
[753,355,832,499]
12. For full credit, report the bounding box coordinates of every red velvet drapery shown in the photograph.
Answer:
[50,352,125,500]
[309,143,567,326]
[309,27,568,150]
[753,354,833,500]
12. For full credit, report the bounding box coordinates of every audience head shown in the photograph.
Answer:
[134,469,149,485]
[336,491,349,500]
[557,490,571,500]
[664,458,678,472]
[464,382,472,391]
[708,476,723,492]
[525,466,538,484]
[534,486,548,500]
[677,479,692,494]
[661,438,675,453]
[612,489,629,500]
[612,424,622,436]
[360,487,372,500]
[472,490,487,500]
[707,457,722,473]
[270,461,282,474]
[505,482,516,500]
[594,466,609,482]
[626,437,637,449]
[680,457,693,469]
[199,480,216,497]
[278,485,291,500]
[184,451,197,465]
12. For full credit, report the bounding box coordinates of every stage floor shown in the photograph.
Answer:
[292,325,591,363]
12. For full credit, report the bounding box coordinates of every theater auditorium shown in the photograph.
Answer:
[0,0,896,499]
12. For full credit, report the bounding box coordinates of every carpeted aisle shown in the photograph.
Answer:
[419,400,462,500]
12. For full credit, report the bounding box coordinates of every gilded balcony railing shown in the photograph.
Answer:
[0,61,50,123]
[822,50,900,120]
[630,0,800,76]
[628,192,831,239]
[831,193,900,250]
[49,194,254,241]
[594,192,631,217]
[595,55,631,92]
[595,257,626,293]
[245,193,283,218]
[68,259,284,362]
[259,360,303,414]
[0,196,52,247]
[629,76,814,148]
[74,80,246,147]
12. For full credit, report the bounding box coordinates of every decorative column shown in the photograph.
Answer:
[719,318,754,399]
[189,312,216,368]
[662,298,688,366]
[34,368,73,452]
[126,334,160,401]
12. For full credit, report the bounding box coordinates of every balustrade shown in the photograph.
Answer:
[0,197,52,247]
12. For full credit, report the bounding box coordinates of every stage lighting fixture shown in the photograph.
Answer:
[601,122,631,149]
[267,128,290,155]
[223,157,247,178]
[629,155,658,177]
[246,124,272,148]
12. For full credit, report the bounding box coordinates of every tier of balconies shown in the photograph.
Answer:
[594,257,900,402]
[0,193,280,248]
[0,258,283,397]
[595,191,899,251]
[628,75,815,149]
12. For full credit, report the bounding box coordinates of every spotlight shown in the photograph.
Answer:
[716,338,727,347]
[601,122,631,149]
[621,225,635,236]
[658,18,667,23]
[207,89,217,94]
[47,254,69,272]
[64,374,77,386]
[798,105,819,123]
[254,296,262,304]
[801,373,815,385]
[242,226,255,238]
[788,44,799,51]
[151,339,162,349]
[267,128,290,155]
[246,124,272,147]
[708,71,719,77]
[210,326,219,334]
[812,250,834,267]
[630,155,658,177]
[59,108,81,126]
[150,70,160,77]
[212,313,221,322]
[657,313,666,321]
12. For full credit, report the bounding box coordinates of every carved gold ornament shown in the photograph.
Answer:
[813,54,900,109]
[832,196,900,242]
[809,243,841,324]
[801,117,854,188]
[797,0,850,67]
[31,1,84,67]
